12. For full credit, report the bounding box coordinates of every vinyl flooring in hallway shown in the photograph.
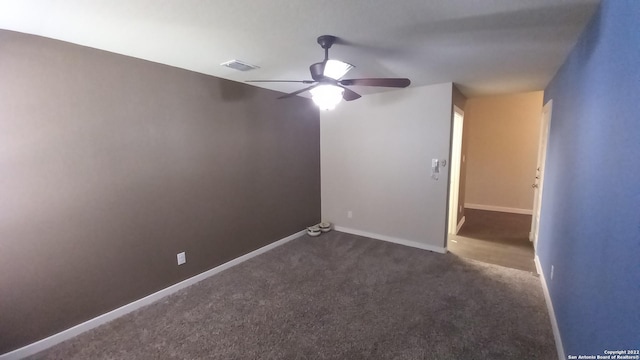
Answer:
[448,208,536,272]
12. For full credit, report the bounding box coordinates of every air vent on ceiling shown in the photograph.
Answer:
[220,60,260,71]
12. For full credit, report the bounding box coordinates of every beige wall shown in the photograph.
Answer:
[321,83,453,251]
[463,91,543,212]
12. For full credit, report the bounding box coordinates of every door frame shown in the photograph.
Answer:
[448,105,465,235]
[530,100,553,248]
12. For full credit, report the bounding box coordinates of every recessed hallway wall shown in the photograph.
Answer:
[463,91,543,213]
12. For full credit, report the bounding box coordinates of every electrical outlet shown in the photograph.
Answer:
[177,252,186,265]
[551,265,554,280]
[347,210,353,219]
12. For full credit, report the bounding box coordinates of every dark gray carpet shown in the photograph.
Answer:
[457,209,534,245]
[28,231,555,359]
[449,209,536,272]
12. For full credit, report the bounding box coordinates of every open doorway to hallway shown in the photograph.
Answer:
[446,91,544,273]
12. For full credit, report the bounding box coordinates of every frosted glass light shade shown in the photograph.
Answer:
[310,85,344,111]
[323,60,354,80]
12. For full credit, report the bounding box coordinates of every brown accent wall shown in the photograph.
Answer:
[0,30,320,354]
[452,85,467,226]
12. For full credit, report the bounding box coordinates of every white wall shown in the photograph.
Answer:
[321,83,453,252]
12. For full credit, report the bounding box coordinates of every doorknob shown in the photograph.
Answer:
[532,183,539,188]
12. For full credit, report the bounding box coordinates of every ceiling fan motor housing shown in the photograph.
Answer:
[317,35,337,50]
[310,62,325,81]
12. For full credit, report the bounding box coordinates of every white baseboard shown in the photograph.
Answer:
[0,230,306,360]
[465,203,533,215]
[535,255,565,360]
[334,226,447,254]
[455,216,466,234]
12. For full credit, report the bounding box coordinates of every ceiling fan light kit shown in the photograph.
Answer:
[310,85,344,111]
[246,35,411,110]
[323,59,354,80]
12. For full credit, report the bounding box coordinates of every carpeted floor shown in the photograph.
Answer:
[28,231,555,360]
[448,209,536,272]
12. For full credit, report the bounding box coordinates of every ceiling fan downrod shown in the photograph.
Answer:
[317,35,337,61]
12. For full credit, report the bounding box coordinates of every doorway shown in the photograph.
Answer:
[447,92,545,273]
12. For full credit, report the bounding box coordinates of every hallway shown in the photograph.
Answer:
[448,209,536,272]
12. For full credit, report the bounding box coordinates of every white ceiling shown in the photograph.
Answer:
[0,0,599,98]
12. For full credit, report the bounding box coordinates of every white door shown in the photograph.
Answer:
[530,100,553,247]
[448,106,464,235]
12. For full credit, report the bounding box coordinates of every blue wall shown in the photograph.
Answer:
[539,0,640,356]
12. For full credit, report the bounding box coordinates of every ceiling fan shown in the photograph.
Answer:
[247,35,411,110]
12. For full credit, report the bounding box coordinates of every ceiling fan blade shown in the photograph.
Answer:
[278,84,319,99]
[246,80,315,84]
[339,86,362,101]
[339,78,411,88]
